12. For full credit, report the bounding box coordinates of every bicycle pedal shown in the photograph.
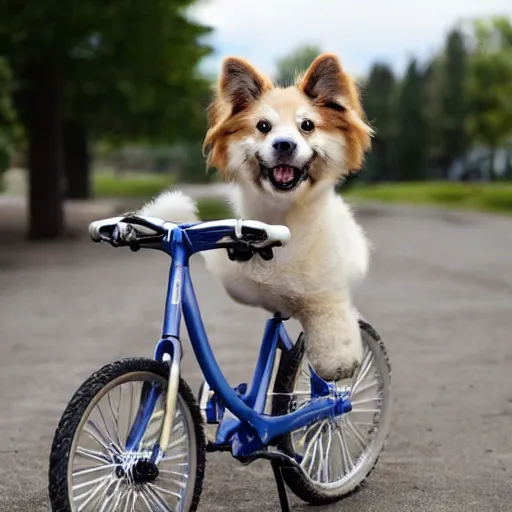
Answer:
[206,441,231,453]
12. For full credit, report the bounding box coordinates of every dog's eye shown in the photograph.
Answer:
[256,120,272,133]
[301,119,315,132]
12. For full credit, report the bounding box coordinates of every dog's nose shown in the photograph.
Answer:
[272,138,297,156]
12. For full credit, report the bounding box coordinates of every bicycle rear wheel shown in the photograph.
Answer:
[271,320,392,505]
[49,358,205,511]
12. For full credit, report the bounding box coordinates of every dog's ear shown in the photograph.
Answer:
[299,54,344,100]
[298,53,364,117]
[220,57,271,115]
[299,53,373,172]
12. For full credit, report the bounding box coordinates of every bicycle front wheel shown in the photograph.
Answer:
[271,319,392,505]
[49,358,205,511]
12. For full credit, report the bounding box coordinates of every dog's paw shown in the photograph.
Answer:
[305,327,364,382]
[309,353,361,382]
[302,303,364,382]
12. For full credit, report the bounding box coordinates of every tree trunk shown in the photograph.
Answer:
[25,58,65,239]
[488,148,496,181]
[63,119,91,199]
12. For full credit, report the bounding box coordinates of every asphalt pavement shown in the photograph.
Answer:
[1,198,511,511]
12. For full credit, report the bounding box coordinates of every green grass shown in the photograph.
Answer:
[94,171,175,198]
[93,171,512,217]
[93,171,234,220]
[197,197,233,220]
[198,182,512,218]
[345,182,512,214]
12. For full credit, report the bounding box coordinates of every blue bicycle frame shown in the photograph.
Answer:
[125,221,352,459]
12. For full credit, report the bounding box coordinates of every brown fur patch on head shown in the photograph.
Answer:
[297,53,373,172]
[202,57,273,178]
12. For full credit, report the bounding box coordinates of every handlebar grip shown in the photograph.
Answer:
[225,221,291,262]
[89,217,124,243]
[88,215,169,249]
[231,220,291,249]
[253,224,291,248]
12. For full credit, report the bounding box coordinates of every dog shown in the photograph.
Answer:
[138,53,373,381]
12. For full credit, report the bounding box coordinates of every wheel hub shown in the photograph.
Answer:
[115,457,160,485]
[132,460,160,484]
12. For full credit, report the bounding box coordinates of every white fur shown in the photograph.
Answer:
[138,185,369,381]
[138,190,198,223]
[136,69,371,381]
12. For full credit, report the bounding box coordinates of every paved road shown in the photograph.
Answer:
[1,199,512,512]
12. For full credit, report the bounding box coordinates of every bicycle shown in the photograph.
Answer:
[48,213,392,511]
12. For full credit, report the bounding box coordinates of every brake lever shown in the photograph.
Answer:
[227,240,282,262]
[98,222,161,251]
[257,247,275,261]
[227,239,256,262]
[110,223,137,247]
[256,241,283,261]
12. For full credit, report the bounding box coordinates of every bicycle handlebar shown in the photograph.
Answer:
[89,215,172,250]
[88,215,291,258]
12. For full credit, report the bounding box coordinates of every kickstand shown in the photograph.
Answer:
[270,460,291,512]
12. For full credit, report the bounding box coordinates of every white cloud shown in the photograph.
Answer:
[190,0,512,78]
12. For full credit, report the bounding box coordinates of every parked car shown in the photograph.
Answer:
[448,146,512,182]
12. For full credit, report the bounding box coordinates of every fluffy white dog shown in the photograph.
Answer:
[138,53,373,381]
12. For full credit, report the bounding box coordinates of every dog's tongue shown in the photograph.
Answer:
[272,165,295,184]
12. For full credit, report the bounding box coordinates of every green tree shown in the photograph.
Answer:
[428,28,471,177]
[467,16,512,177]
[0,0,211,238]
[394,59,429,181]
[62,19,212,198]
[362,63,397,182]
[275,45,322,86]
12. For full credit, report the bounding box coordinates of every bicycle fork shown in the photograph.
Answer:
[123,336,182,464]
[153,336,182,461]
[158,336,182,455]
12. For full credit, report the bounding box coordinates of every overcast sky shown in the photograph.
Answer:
[190,0,512,79]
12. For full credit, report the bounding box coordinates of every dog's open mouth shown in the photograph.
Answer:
[260,164,309,191]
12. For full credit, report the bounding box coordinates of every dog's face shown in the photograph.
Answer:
[203,54,372,201]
